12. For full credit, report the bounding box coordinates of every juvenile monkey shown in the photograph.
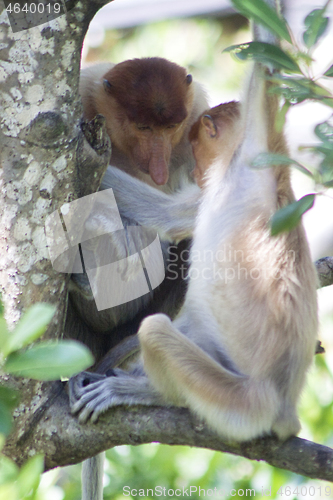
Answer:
[71,53,318,441]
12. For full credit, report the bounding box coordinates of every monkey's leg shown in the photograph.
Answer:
[70,312,297,440]
[138,314,284,441]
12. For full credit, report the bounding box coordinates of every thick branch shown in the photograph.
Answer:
[3,257,333,476]
[10,383,333,482]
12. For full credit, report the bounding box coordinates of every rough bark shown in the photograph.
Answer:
[1,0,333,484]
[0,0,111,472]
[316,257,333,289]
[7,381,333,483]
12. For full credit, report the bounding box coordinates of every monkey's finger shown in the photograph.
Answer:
[69,372,107,407]
[78,404,96,424]
[71,396,96,421]
[71,379,111,414]
[77,391,112,423]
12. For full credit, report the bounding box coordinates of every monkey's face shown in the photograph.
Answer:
[101,57,194,186]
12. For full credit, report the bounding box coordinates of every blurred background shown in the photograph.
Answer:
[41,1,333,498]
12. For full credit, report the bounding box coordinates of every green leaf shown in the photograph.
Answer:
[270,194,315,236]
[268,74,331,104]
[0,455,19,486]
[275,100,290,133]
[303,9,329,48]
[0,402,13,436]
[224,42,301,72]
[319,155,333,182]
[2,303,56,357]
[0,317,9,352]
[323,179,333,187]
[17,455,43,499]
[0,386,20,410]
[324,64,333,77]
[315,120,333,146]
[251,152,314,178]
[320,98,333,108]
[4,340,94,380]
[0,484,18,500]
[231,0,291,43]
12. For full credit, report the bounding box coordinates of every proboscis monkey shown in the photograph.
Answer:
[66,58,209,362]
[71,40,317,443]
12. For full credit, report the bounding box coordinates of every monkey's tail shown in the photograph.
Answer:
[139,314,281,442]
[82,452,104,500]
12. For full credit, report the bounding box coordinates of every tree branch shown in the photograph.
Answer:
[315,257,333,288]
[10,383,333,483]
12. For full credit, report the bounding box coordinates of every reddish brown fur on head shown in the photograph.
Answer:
[189,102,240,143]
[189,101,241,188]
[95,57,195,186]
[103,58,190,127]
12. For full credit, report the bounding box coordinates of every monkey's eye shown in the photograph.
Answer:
[103,79,112,93]
[137,125,152,131]
[166,124,176,129]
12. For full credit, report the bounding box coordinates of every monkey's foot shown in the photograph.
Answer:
[69,371,164,424]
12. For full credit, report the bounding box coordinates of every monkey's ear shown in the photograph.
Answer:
[103,79,113,93]
[202,115,217,138]
[186,74,193,85]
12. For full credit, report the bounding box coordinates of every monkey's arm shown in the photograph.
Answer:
[101,166,201,241]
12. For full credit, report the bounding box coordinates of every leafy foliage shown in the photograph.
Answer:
[0,302,94,498]
[0,454,44,500]
[1,303,56,357]
[303,5,330,48]
[4,341,93,380]
[0,303,93,435]
[231,0,291,43]
[227,0,333,235]
[224,41,300,72]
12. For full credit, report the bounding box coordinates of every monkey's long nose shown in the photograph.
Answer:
[148,140,170,185]
[149,162,169,185]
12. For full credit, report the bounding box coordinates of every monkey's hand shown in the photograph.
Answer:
[69,371,165,424]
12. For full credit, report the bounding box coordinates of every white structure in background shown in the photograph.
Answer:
[85,0,233,47]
